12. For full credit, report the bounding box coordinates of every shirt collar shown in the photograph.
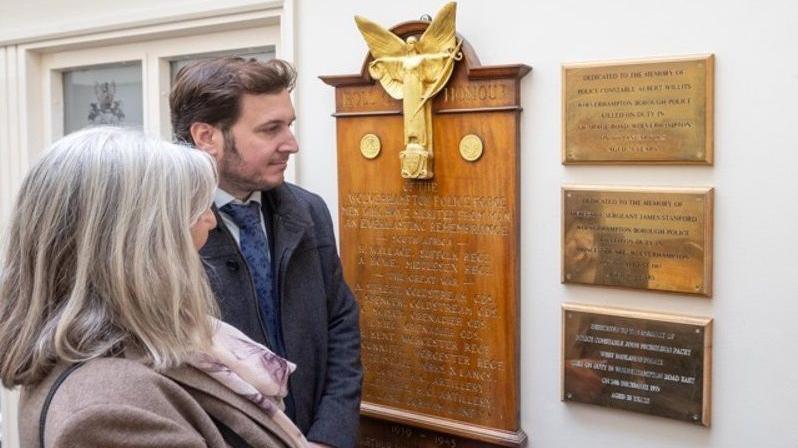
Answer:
[214,189,262,210]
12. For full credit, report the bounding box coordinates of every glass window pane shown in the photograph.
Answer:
[63,61,143,134]
[169,46,275,86]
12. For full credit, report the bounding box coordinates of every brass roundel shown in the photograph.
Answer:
[359,134,381,159]
[459,134,483,162]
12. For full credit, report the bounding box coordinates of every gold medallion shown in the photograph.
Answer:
[360,134,381,159]
[459,134,483,162]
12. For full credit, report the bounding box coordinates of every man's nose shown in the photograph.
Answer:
[280,130,299,153]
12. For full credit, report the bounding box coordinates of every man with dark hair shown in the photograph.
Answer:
[170,57,362,448]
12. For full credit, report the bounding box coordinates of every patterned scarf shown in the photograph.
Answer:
[189,319,308,447]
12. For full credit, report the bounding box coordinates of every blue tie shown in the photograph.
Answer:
[220,202,285,356]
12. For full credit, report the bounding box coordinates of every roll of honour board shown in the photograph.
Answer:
[323,11,529,446]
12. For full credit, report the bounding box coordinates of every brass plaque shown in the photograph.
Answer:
[563,55,714,164]
[562,304,712,426]
[563,186,713,295]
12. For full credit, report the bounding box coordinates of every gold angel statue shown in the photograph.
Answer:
[355,2,462,179]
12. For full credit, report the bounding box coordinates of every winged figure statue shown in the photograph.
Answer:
[355,2,462,179]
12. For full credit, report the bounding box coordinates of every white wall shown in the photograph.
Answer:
[295,0,798,446]
[0,0,270,45]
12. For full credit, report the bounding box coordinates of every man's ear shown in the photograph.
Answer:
[189,122,222,159]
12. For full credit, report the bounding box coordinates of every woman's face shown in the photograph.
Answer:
[191,207,217,249]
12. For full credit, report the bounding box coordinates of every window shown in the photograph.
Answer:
[63,61,144,133]
[38,24,282,143]
[169,47,274,86]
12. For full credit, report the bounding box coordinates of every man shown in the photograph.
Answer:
[170,57,362,448]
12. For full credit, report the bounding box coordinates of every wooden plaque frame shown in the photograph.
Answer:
[322,18,529,448]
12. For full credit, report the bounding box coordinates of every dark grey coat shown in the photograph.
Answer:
[200,183,362,448]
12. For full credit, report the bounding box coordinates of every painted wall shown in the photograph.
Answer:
[1,0,796,446]
[0,0,268,44]
[294,0,798,446]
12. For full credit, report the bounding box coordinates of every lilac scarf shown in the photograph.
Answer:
[189,319,308,447]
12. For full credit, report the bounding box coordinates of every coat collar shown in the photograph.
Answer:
[162,364,296,444]
[262,183,313,231]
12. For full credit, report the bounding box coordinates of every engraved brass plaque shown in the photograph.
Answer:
[563,55,714,164]
[562,304,712,426]
[563,186,713,295]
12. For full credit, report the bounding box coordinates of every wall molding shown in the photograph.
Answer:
[0,0,281,47]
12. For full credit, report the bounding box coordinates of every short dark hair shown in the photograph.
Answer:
[169,57,296,145]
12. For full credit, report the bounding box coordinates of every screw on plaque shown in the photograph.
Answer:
[568,313,573,319]
[695,328,701,333]
[567,392,573,399]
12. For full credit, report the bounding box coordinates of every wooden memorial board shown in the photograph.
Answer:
[562,304,712,425]
[563,54,714,164]
[562,186,713,296]
[322,13,529,448]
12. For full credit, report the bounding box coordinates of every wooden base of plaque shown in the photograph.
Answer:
[361,403,528,447]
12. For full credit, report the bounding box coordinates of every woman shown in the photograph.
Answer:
[0,127,308,447]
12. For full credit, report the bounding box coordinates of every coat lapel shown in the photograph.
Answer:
[265,184,314,267]
[263,185,314,305]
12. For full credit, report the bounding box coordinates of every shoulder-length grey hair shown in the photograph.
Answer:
[0,126,219,386]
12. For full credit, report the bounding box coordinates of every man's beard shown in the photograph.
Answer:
[217,130,280,195]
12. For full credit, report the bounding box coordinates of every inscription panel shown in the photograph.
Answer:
[337,110,519,432]
[562,304,712,425]
[360,416,503,448]
[562,186,713,295]
[337,84,401,114]
[435,78,518,111]
[563,55,713,164]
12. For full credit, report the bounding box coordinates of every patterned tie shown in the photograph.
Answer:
[220,202,285,356]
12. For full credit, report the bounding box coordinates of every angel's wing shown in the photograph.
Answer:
[355,15,408,98]
[368,61,405,100]
[416,2,457,55]
[354,15,406,59]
